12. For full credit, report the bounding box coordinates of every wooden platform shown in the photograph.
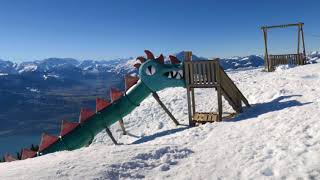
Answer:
[192,112,219,123]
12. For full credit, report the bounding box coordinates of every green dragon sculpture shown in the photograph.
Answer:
[3,50,187,162]
[3,50,250,162]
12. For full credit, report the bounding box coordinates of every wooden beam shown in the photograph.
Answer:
[184,51,192,61]
[105,127,118,145]
[261,22,304,29]
[215,59,223,121]
[186,88,194,126]
[300,24,306,64]
[152,92,180,126]
[262,28,270,71]
[118,119,127,135]
[297,24,301,57]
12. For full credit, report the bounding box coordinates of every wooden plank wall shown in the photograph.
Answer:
[268,53,304,71]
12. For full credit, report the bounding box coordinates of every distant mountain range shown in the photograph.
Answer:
[0,57,137,77]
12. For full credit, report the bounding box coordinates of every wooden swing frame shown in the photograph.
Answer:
[261,22,306,72]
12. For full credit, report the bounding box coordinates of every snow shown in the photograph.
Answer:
[26,87,40,93]
[18,64,38,73]
[43,74,59,80]
[1,63,320,179]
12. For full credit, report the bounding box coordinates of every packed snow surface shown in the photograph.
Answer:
[1,63,320,179]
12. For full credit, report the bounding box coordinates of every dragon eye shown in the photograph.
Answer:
[145,65,156,76]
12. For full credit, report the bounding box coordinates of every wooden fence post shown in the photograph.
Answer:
[262,27,270,71]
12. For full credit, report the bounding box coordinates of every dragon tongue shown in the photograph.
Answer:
[110,87,123,102]
[79,108,95,123]
[4,153,17,162]
[38,133,59,152]
[96,98,111,112]
[21,148,37,160]
[125,75,139,91]
[60,120,80,137]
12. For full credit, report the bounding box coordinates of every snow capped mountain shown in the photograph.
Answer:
[220,55,264,70]
[0,51,319,77]
[0,57,135,76]
[0,59,17,74]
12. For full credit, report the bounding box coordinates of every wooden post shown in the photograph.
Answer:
[215,60,223,121]
[105,127,118,145]
[186,87,194,126]
[300,23,306,64]
[297,24,301,64]
[118,119,127,135]
[262,27,270,71]
[184,51,192,61]
[184,51,195,126]
[191,89,196,114]
[152,92,180,126]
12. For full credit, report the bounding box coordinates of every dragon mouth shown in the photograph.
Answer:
[164,70,183,79]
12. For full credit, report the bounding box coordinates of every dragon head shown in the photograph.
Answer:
[134,50,185,92]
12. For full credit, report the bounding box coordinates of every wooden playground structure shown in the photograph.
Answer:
[261,22,306,72]
[183,52,250,126]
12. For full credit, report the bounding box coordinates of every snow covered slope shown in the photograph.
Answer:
[1,63,320,179]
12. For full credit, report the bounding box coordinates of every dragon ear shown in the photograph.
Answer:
[136,56,146,63]
[169,55,181,64]
[144,50,155,59]
[156,54,164,64]
[133,63,141,69]
[133,56,146,69]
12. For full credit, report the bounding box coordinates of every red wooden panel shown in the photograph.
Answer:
[4,154,16,162]
[79,108,95,123]
[60,120,79,137]
[38,133,59,152]
[96,98,111,112]
[125,75,139,91]
[110,87,122,102]
[21,148,36,160]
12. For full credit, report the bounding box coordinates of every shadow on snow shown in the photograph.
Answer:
[230,95,312,122]
[132,126,189,144]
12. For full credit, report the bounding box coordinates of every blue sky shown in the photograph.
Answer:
[0,0,319,62]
